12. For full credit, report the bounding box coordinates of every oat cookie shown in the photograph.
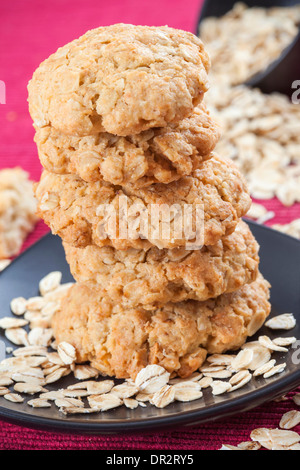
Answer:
[34,103,220,187]
[52,275,271,380]
[28,24,210,137]
[35,155,251,250]
[0,168,38,258]
[64,221,259,308]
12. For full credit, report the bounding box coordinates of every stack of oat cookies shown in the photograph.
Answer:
[28,25,271,381]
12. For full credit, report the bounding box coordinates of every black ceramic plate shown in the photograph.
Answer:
[0,220,299,434]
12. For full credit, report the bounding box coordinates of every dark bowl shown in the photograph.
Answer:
[197,0,300,95]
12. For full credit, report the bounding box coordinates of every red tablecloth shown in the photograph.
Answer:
[0,0,299,450]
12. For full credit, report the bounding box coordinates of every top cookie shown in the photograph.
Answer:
[28,24,210,137]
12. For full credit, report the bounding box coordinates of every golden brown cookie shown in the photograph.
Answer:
[34,103,220,187]
[64,221,259,309]
[28,24,210,137]
[52,275,271,380]
[35,155,251,250]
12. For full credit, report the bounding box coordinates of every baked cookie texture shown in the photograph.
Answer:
[28,24,210,137]
[0,168,38,259]
[35,155,251,250]
[64,221,259,309]
[34,103,221,187]
[52,275,271,380]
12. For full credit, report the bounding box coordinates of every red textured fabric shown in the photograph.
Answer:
[0,0,299,451]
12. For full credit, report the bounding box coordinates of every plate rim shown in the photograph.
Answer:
[0,220,300,434]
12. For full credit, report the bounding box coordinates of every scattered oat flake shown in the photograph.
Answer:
[13,346,47,357]
[251,428,300,450]
[57,342,76,365]
[124,398,139,409]
[280,411,300,430]
[169,372,203,385]
[200,364,225,373]
[85,380,114,395]
[43,283,74,302]
[211,381,232,396]
[63,389,90,398]
[45,367,69,384]
[219,445,241,450]
[10,297,27,316]
[60,407,99,415]
[237,441,261,451]
[206,354,234,366]
[138,401,147,408]
[73,365,99,380]
[231,349,253,370]
[28,399,51,408]
[111,383,139,399]
[293,394,300,406]
[253,360,276,377]
[0,317,28,329]
[273,395,288,403]
[247,203,268,220]
[198,377,213,388]
[55,398,84,409]
[28,327,53,347]
[258,335,288,352]
[13,382,46,395]
[4,393,24,403]
[289,443,300,450]
[263,363,286,379]
[265,314,296,331]
[39,391,64,401]
[0,259,11,272]
[5,328,29,346]
[203,369,232,379]
[39,271,62,296]
[173,382,203,402]
[273,337,297,347]
[135,392,153,402]
[43,364,62,376]
[135,365,170,394]
[151,385,175,408]
[46,352,65,366]
[11,373,46,386]
[241,343,271,371]
[229,370,251,386]
[88,393,123,411]
[0,387,9,396]
[0,376,13,387]
[229,371,252,392]
[26,296,46,311]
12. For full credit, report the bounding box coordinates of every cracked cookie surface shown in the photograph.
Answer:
[28,24,210,137]
[52,275,271,380]
[64,221,259,309]
[35,155,251,250]
[34,103,220,187]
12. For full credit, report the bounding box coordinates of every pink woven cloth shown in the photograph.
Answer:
[0,0,299,450]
